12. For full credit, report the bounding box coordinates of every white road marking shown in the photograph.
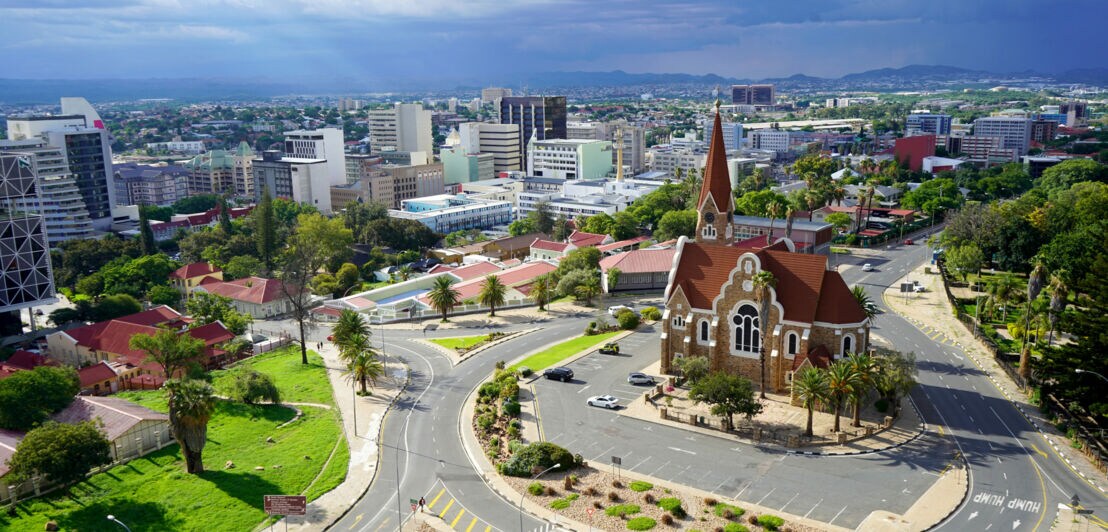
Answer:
[576,385,592,394]
[735,482,751,499]
[630,456,650,470]
[666,446,697,455]
[804,498,824,519]
[756,487,777,505]
[779,492,800,511]
[829,505,848,525]
[649,460,671,476]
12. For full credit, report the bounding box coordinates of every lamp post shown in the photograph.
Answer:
[107,515,132,532]
[1075,368,1108,384]
[519,464,561,532]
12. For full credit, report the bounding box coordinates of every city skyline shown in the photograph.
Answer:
[2,0,1106,84]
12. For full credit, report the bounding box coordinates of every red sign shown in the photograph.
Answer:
[587,508,594,516]
[264,495,307,516]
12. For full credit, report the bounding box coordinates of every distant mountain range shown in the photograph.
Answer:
[2,64,1106,104]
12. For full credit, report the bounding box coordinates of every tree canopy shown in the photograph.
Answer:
[0,366,80,431]
[8,421,111,488]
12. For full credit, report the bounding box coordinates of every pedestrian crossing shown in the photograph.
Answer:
[422,482,497,532]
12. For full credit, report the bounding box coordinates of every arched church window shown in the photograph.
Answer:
[732,304,760,353]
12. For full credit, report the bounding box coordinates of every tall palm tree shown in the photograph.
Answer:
[1047,272,1069,346]
[332,309,370,348]
[845,353,877,427]
[752,270,777,399]
[1020,263,1046,379]
[575,275,600,306]
[791,367,829,437]
[428,275,460,322]
[165,378,216,474]
[826,361,859,433]
[989,275,1021,322]
[766,201,781,246]
[345,350,385,394]
[337,331,372,365]
[850,285,878,322]
[478,275,507,317]
[530,274,551,311]
[830,185,846,207]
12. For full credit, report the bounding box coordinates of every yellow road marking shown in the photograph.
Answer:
[427,488,446,510]
[1030,443,1048,459]
[937,425,944,436]
[465,517,478,532]
[485,526,492,532]
[450,508,466,527]
[348,514,363,530]
[438,499,455,518]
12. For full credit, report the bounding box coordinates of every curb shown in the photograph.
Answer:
[415,328,540,367]
[923,463,970,531]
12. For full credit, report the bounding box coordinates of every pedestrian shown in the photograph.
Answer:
[418,496,426,512]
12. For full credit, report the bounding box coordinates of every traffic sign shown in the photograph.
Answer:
[264,495,307,516]
[611,456,622,465]
[587,508,594,516]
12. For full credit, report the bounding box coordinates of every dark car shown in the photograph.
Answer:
[543,367,574,382]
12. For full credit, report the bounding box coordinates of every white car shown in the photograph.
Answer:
[627,372,656,385]
[587,395,620,409]
[607,304,634,316]
[862,263,874,272]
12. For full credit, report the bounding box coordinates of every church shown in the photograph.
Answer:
[659,103,871,394]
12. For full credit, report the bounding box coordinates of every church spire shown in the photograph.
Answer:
[694,99,735,244]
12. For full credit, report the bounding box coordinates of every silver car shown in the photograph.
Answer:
[627,372,656,385]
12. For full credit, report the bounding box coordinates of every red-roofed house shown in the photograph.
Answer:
[191,276,299,318]
[170,262,224,295]
[660,104,871,396]
[598,236,650,255]
[600,248,676,292]
[46,306,235,381]
[529,238,575,261]
[568,230,613,248]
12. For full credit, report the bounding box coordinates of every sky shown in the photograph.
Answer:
[2,0,1105,84]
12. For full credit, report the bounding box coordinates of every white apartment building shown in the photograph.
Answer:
[144,140,205,154]
[703,121,743,151]
[390,194,512,233]
[0,139,95,245]
[283,128,346,186]
[750,130,791,154]
[648,147,707,178]
[567,121,646,173]
[367,103,433,156]
[526,139,613,180]
[458,123,522,174]
[972,117,1032,157]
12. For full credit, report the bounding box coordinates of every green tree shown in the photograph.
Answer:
[295,213,354,273]
[790,367,829,436]
[129,327,206,380]
[218,196,233,236]
[345,351,385,395]
[100,254,179,298]
[574,275,601,306]
[165,378,216,474]
[146,284,181,307]
[824,212,853,233]
[478,275,507,317]
[850,285,878,322]
[172,194,220,214]
[0,366,80,430]
[335,262,360,295]
[845,353,877,428]
[944,243,984,282]
[8,421,111,488]
[185,292,252,335]
[139,206,157,255]
[752,270,776,399]
[654,210,697,241]
[735,190,789,217]
[900,178,962,216]
[557,246,601,274]
[508,217,538,237]
[606,267,622,293]
[342,200,390,243]
[90,294,142,321]
[987,274,1022,322]
[531,201,555,234]
[1038,158,1108,194]
[228,369,280,405]
[332,309,370,349]
[826,361,860,432]
[428,275,461,322]
[688,372,764,430]
[873,351,917,412]
[223,255,263,280]
[530,275,552,311]
[256,187,278,273]
[673,355,710,384]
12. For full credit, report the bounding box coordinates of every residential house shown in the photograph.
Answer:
[191,276,299,318]
[170,262,224,296]
[600,248,676,292]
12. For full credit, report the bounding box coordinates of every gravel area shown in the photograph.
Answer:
[505,466,829,531]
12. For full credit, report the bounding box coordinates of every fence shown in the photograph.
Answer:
[1042,394,1108,476]
[364,298,536,324]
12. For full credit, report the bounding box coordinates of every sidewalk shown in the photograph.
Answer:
[883,262,1108,495]
[270,341,409,531]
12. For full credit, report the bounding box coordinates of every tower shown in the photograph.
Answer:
[694,101,735,244]
[615,127,624,182]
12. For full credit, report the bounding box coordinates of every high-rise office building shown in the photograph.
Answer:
[750,130,791,153]
[481,87,513,105]
[973,117,1033,157]
[498,96,567,167]
[906,113,952,135]
[731,84,775,106]
[703,120,743,151]
[0,154,57,315]
[0,139,95,246]
[366,103,433,156]
[253,151,333,213]
[283,128,346,186]
[458,123,523,174]
[567,121,646,173]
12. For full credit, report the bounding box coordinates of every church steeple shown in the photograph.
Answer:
[695,99,734,244]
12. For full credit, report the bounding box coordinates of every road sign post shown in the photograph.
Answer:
[264,495,306,532]
[611,456,622,481]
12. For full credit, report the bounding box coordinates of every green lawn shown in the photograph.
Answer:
[212,346,336,405]
[429,334,490,351]
[509,331,622,372]
[1,347,348,531]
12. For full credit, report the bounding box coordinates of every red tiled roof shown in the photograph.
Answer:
[60,306,232,370]
[447,261,502,281]
[531,239,572,253]
[599,248,676,274]
[697,109,733,213]
[426,264,456,275]
[598,236,649,253]
[311,306,343,317]
[170,262,221,280]
[195,276,296,304]
[79,361,119,388]
[5,350,51,370]
[568,230,609,248]
[814,270,867,324]
[793,344,833,370]
[416,261,557,306]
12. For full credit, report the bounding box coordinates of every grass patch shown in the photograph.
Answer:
[713,502,745,518]
[509,331,622,372]
[430,334,490,351]
[605,503,642,517]
[212,347,335,405]
[627,516,656,530]
[0,398,344,531]
[629,480,654,492]
[830,247,852,254]
[550,493,579,510]
[757,514,785,530]
[656,497,685,517]
[723,524,750,532]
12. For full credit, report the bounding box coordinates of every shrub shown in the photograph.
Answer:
[495,360,506,370]
[569,474,579,485]
[640,306,662,321]
[627,517,657,530]
[593,501,603,509]
[608,491,620,502]
[229,369,281,405]
[875,398,890,413]
[500,442,574,477]
[476,413,495,430]
[488,436,500,447]
[584,486,598,496]
[528,482,544,496]
[617,309,641,330]
[487,448,498,460]
[499,380,520,400]
[478,381,501,399]
[723,524,749,532]
[507,425,521,439]
[519,367,533,378]
[502,400,522,417]
[643,493,655,504]
[564,476,573,490]
[508,440,524,454]
[604,504,641,517]
[714,503,744,519]
[509,419,523,430]
[657,498,685,518]
[545,486,557,496]
[613,480,624,488]
[574,453,584,465]
[757,515,785,530]
[629,480,652,492]
[747,515,758,525]
[703,497,718,507]
[660,513,674,526]
[550,493,579,510]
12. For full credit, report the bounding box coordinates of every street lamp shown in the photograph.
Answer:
[519,464,561,532]
[1075,368,1108,384]
[107,515,132,532]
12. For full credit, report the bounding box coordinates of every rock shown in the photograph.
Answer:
[224,460,235,469]
[266,437,275,443]
[272,465,282,469]
[255,466,265,471]
[303,455,311,460]
[44,522,59,531]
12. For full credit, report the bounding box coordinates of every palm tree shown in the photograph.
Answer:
[165,378,216,474]
[575,275,600,306]
[988,275,1021,322]
[845,353,876,427]
[530,274,551,311]
[791,367,829,437]
[830,185,846,207]
[1047,272,1069,346]
[765,201,781,246]
[850,285,878,322]
[478,275,507,317]
[752,270,777,399]
[397,265,414,282]
[337,331,372,365]
[1020,263,1046,380]
[332,309,369,348]
[428,275,460,322]
[345,350,385,394]
[826,361,859,433]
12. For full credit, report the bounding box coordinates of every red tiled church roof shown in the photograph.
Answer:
[793,344,833,370]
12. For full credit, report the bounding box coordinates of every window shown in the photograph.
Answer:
[786,332,798,355]
[698,320,710,344]
[842,334,854,356]
[702,224,716,239]
[673,314,685,328]
[732,304,760,353]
